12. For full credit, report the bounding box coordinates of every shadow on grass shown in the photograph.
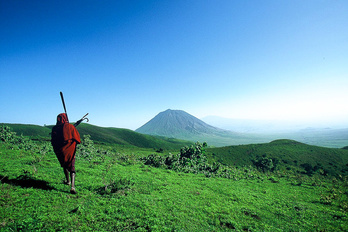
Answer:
[0,174,55,190]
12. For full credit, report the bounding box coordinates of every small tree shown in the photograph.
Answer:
[252,155,278,172]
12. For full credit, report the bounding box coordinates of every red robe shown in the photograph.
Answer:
[51,113,81,172]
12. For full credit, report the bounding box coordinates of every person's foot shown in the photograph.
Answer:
[70,187,77,194]
[64,180,71,185]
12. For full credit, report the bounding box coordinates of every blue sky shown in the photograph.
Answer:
[1,0,348,130]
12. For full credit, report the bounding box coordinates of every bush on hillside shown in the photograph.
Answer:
[252,155,278,172]
[0,125,37,151]
[0,126,53,169]
[76,134,116,163]
[141,142,258,179]
[0,125,16,143]
[142,142,210,173]
[300,162,328,176]
[77,134,96,161]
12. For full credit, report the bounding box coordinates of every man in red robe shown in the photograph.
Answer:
[51,113,81,194]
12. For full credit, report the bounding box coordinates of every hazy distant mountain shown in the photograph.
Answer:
[136,109,223,136]
[202,115,348,133]
[135,109,264,147]
[201,116,348,148]
[201,116,304,133]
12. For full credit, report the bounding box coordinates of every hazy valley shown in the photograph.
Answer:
[136,109,348,148]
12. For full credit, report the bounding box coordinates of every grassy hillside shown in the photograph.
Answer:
[1,135,348,231]
[0,123,51,139]
[207,139,348,176]
[76,123,193,150]
[0,123,192,150]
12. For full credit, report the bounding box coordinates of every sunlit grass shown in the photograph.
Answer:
[1,142,347,231]
[0,125,347,231]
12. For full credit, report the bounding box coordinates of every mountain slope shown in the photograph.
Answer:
[135,109,263,147]
[1,123,192,150]
[136,109,224,136]
[76,123,191,149]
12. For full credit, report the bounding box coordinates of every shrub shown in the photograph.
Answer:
[0,125,17,143]
[143,154,165,168]
[252,155,278,172]
[141,142,259,179]
[0,125,38,151]
[77,135,96,161]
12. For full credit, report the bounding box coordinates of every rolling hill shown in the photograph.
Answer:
[206,139,348,176]
[0,123,51,139]
[135,109,266,147]
[76,123,191,149]
[0,123,192,150]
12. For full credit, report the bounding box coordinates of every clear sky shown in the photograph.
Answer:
[1,0,348,130]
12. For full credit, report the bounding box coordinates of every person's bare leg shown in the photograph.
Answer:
[63,168,70,185]
[70,172,76,194]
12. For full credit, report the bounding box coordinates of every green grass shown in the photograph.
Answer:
[0,123,51,140]
[207,139,348,176]
[1,139,348,231]
[76,123,193,150]
[1,125,348,231]
[0,123,193,150]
